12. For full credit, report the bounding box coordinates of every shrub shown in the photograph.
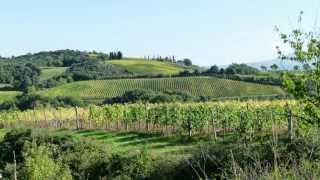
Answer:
[0,63,41,92]
[173,135,320,179]
[22,144,72,180]
[103,89,195,104]
[68,60,130,81]
[0,94,86,111]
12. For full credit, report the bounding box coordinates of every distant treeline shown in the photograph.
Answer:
[0,93,85,111]
[0,49,194,67]
[142,55,193,66]
[178,63,282,86]
[0,50,109,67]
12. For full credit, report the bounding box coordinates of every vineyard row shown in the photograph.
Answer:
[0,100,301,137]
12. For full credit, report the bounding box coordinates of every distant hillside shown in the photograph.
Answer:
[109,58,186,75]
[40,76,285,101]
[0,50,194,77]
[247,59,305,70]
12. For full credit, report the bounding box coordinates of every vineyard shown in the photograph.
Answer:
[108,58,185,75]
[0,100,301,138]
[39,76,285,101]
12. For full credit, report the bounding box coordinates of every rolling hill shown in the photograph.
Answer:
[40,76,285,101]
[108,58,186,75]
[247,59,307,70]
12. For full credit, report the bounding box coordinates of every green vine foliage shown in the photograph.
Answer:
[0,100,302,136]
[277,11,320,125]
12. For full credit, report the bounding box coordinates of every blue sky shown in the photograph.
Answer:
[0,0,319,66]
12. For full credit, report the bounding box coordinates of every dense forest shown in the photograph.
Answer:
[0,50,109,67]
[0,63,40,92]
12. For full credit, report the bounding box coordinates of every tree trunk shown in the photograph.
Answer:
[188,119,192,137]
[13,151,17,180]
[75,107,80,130]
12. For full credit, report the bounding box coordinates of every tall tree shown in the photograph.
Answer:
[277,11,320,124]
[303,63,311,72]
[225,67,236,75]
[293,65,300,71]
[270,64,278,71]
[260,65,267,71]
[208,65,220,74]
[183,58,192,66]
[117,51,123,59]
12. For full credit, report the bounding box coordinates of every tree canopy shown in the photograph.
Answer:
[0,63,40,91]
[277,11,320,124]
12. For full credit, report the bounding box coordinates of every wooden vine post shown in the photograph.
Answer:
[43,109,49,128]
[13,151,17,180]
[286,103,294,141]
[145,104,149,132]
[188,121,192,137]
[88,106,93,129]
[124,106,128,131]
[75,106,81,130]
[211,109,217,140]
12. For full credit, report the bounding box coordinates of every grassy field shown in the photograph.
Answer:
[108,58,185,75]
[40,76,285,100]
[40,67,68,81]
[71,130,208,157]
[0,128,209,158]
[0,91,21,102]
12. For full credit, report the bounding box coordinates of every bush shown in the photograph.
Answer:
[0,94,86,111]
[0,129,109,179]
[22,144,72,180]
[84,150,153,179]
[183,59,193,66]
[104,89,195,104]
[68,60,130,81]
[205,74,282,86]
[2,128,320,179]
[0,129,158,179]
[226,63,259,75]
[173,136,320,179]
[0,63,41,92]
[40,74,74,89]
[0,129,33,169]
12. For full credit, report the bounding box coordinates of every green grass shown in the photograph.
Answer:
[40,67,68,81]
[0,128,240,159]
[65,129,211,158]
[0,128,204,159]
[40,76,285,100]
[108,58,185,75]
[0,91,21,103]
[0,129,8,140]
[53,129,264,158]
